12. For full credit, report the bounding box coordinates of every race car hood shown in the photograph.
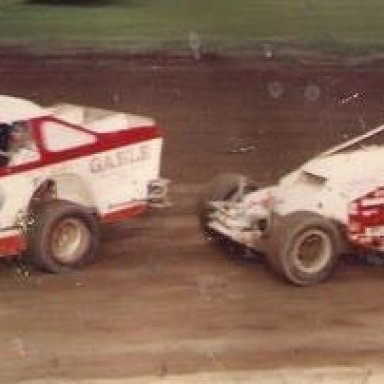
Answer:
[301,146,384,195]
[303,147,383,178]
[0,95,47,123]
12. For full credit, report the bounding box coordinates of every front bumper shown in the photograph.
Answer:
[207,201,269,251]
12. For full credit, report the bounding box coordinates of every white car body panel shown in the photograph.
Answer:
[0,95,47,123]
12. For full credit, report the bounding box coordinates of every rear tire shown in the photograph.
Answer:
[267,212,342,286]
[27,200,100,273]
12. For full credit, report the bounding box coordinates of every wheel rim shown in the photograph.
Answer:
[50,218,91,264]
[291,229,332,274]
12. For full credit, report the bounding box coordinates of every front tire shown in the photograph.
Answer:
[267,212,342,286]
[198,173,257,239]
[27,200,100,273]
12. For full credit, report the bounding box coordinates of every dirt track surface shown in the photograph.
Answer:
[2,54,384,382]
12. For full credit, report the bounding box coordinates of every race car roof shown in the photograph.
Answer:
[0,95,47,124]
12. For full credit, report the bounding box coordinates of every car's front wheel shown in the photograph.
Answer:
[267,212,342,286]
[27,200,100,273]
[198,173,257,241]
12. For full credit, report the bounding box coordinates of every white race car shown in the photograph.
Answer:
[0,95,169,272]
[200,124,384,285]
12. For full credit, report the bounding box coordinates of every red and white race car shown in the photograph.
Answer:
[0,95,169,272]
[200,124,384,285]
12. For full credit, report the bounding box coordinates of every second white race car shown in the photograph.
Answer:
[200,124,384,285]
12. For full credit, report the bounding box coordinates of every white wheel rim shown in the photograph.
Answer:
[50,218,90,264]
[291,229,332,274]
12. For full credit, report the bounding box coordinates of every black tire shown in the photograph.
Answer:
[266,212,342,286]
[198,173,257,240]
[27,200,100,273]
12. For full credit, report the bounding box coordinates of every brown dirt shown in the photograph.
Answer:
[1,53,384,382]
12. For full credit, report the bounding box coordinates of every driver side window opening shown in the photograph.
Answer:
[0,121,40,167]
[0,124,11,166]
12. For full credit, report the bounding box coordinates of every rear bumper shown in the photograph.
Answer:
[147,178,171,208]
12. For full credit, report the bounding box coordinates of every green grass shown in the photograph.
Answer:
[0,0,384,53]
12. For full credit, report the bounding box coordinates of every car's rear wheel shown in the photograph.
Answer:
[198,173,257,241]
[267,212,342,286]
[27,200,100,273]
